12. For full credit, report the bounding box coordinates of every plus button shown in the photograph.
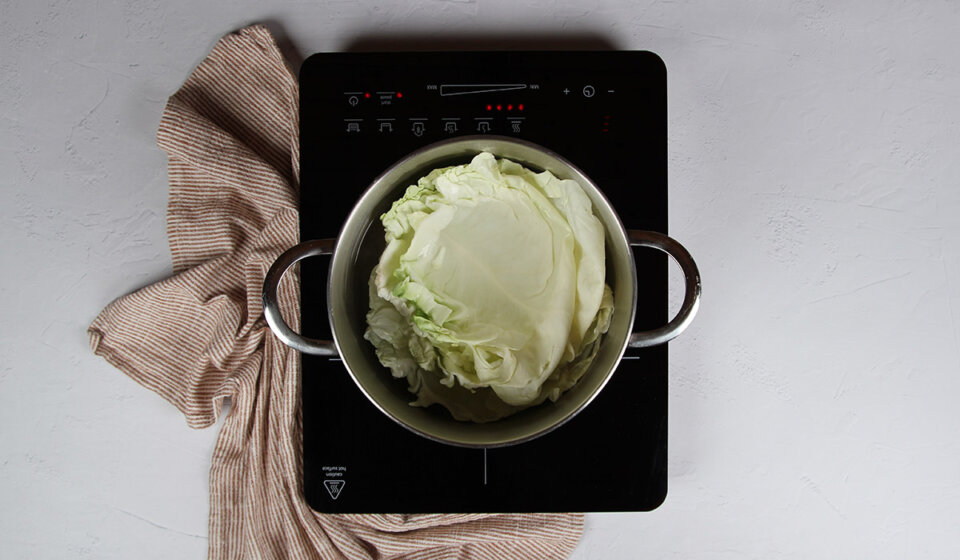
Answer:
[562,88,570,95]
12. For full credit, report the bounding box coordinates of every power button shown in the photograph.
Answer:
[582,85,595,98]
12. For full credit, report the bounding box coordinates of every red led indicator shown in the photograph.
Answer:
[486,103,525,111]
[396,92,403,98]
[364,92,371,98]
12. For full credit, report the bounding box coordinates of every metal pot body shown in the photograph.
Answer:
[264,136,700,448]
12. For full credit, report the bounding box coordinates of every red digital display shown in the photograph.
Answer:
[483,103,525,111]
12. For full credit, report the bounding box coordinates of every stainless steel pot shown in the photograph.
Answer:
[263,136,700,448]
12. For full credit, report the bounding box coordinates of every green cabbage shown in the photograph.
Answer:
[363,152,614,423]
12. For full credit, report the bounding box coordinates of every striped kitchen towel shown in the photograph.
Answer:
[88,24,584,559]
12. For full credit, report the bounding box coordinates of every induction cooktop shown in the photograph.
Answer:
[298,51,668,513]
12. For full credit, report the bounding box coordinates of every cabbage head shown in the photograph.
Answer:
[364,152,613,423]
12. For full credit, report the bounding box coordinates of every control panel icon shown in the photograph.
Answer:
[346,121,360,133]
[379,121,393,133]
[412,121,425,137]
[477,121,491,133]
[583,85,595,98]
[444,121,458,133]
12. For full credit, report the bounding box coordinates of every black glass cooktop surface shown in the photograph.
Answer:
[299,51,667,513]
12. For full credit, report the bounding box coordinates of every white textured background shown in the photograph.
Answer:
[3,1,960,558]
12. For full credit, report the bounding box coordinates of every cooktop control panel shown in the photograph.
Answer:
[337,80,616,138]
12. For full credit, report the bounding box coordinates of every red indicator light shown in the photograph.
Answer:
[364,92,371,98]
[396,92,403,98]
[507,104,513,111]
[486,104,492,111]
[496,104,502,111]
[518,104,524,111]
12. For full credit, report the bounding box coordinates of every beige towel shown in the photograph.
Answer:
[88,25,584,559]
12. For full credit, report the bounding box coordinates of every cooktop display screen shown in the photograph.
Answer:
[299,51,667,513]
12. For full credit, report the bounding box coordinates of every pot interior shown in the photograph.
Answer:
[328,136,637,447]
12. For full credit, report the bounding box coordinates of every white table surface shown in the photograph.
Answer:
[3,1,960,558]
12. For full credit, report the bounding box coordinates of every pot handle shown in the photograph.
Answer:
[262,239,339,356]
[627,230,701,348]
